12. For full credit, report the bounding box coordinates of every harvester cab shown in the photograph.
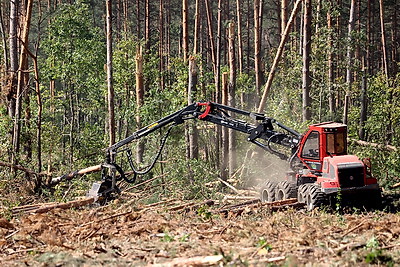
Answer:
[297,122,347,172]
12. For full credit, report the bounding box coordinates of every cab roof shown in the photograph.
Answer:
[310,122,347,128]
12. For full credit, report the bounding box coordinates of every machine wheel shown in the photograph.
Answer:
[305,184,327,211]
[364,189,383,210]
[276,181,297,200]
[260,180,277,202]
[297,183,310,203]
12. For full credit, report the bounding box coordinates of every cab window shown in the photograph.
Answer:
[327,132,346,155]
[302,131,319,159]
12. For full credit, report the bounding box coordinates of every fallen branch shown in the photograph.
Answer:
[248,256,286,264]
[79,209,133,227]
[348,138,398,152]
[152,255,224,267]
[217,177,240,194]
[168,200,214,212]
[341,221,364,237]
[122,173,168,192]
[34,197,96,214]
[12,198,96,214]
[218,198,300,215]
[391,182,400,189]
[0,160,48,177]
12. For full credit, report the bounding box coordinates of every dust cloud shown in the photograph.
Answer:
[237,147,291,189]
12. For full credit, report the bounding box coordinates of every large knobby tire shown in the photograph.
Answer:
[305,184,327,211]
[260,180,277,202]
[364,189,383,210]
[276,181,297,200]
[297,183,310,203]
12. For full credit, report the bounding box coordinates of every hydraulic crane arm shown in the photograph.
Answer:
[107,102,300,157]
[94,102,301,200]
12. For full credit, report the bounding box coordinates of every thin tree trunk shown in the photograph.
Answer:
[254,0,262,95]
[228,22,237,176]
[343,0,356,125]
[106,0,115,146]
[390,2,397,76]
[136,0,140,38]
[204,0,216,75]
[221,72,229,180]
[8,0,19,118]
[182,0,188,61]
[258,0,302,113]
[281,0,288,38]
[379,0,388,78]
[188,56,199,159]
[327,2,335,118]
[302,0,312,122]
[29,51,42,174]
[0,3,8,71]
[145,0,150,51]
[13,0,33,162]
[366,0,371,75]
[359,55,367,140]
[236,0,243,74]
[159,0,165,90]
[136,46,144,163]
[193,0,200,54]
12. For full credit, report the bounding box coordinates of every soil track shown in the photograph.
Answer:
[1,194,400,266]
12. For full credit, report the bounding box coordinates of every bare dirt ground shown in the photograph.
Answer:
[1,191,400,267]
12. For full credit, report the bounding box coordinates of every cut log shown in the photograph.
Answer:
[50,164,102,185]
[11,198,96,214]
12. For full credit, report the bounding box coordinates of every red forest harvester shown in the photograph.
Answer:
[90,102,381,210]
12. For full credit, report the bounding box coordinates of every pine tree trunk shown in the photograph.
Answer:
[0,3,8,72]
[228,22,237,176]
[254,0,262,96]
[145,0,150,51]
[236,0,243,74]
[182,0,188,61]
[221,72,229,180]
[13,0,33,162]
[343,0,356,125]
[8,0,19,118]
[159,0,165,89]
[187,56,199,159]
[106,0,116,146]
[302,0,312,122]
[136,0,140,38]
[359,55,367,140]
[327,2,335,118]
[193,0,200,54]
[136,46,144,163]
[281,0,288,38]
[379,0,388,78]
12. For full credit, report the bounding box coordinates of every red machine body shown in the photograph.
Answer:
[267,122,382,210]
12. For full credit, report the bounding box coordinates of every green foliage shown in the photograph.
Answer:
[348,73,400,187]
[197,205,212,221]
[40,1,106,170]
[364,237,394,266]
